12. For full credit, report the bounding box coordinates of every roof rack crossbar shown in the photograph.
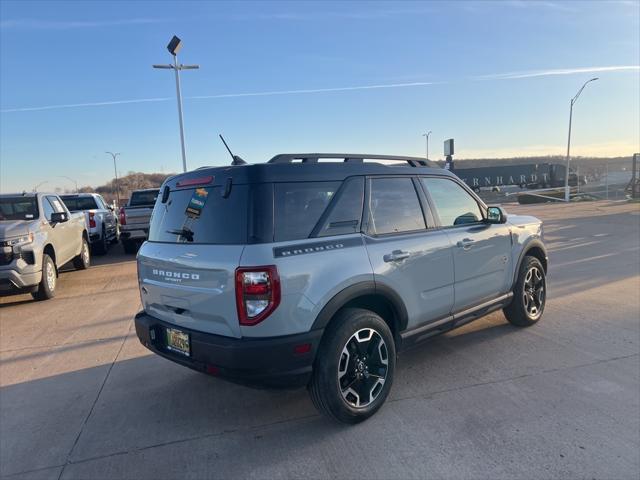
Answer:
[268,153,434,167]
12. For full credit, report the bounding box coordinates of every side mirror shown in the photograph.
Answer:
[486,206,507,224]
[50,212,68,224]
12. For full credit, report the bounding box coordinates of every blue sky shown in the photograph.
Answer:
[1,0,639,192]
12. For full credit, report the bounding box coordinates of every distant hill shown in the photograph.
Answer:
[78,171,175,205]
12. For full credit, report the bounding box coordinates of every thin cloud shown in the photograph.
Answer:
[1,97,171,113]
[1,82,437,113]
[477,65,640,80]
[503,0,575,12]
[2,65,638,114]
[189,82,438,100]
[0,18,166,29]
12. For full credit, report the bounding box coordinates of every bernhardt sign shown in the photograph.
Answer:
[461,172,551,187]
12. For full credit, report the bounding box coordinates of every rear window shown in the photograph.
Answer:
[274,182,340,241]
[60,196,98,211]
[130,190,159,207]
[148,186,247,244]
[0,197,39,221]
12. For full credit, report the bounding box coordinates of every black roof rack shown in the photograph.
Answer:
[268,153,436,168]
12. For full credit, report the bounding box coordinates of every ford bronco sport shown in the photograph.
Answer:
[134,154,547,423]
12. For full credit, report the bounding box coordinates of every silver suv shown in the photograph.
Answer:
[134,154,548,423]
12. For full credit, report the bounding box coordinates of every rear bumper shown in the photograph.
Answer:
[134,311,323,388]
[121,227,148,241]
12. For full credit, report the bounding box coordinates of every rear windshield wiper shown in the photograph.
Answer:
[166,228,194,242]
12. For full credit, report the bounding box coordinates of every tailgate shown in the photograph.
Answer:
[138,242,244,338]
[124,207,153,226]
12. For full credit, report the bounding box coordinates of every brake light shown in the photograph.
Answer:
[235,266,280,326]
[119,207,126,225]
[89,212,96,228]
[177,176,214,187]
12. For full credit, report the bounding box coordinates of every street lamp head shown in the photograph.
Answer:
[167,36,182,56]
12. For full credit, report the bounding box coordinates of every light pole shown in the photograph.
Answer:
[564,77,598,202]
[153,36,199,173]
[106,152,121,207]
[32,181,48,192]
[422,131,432,160]
[58,176,78,193]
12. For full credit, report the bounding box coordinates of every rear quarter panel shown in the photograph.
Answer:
[239,234,373,337]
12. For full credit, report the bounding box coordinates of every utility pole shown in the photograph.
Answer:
[565,78,598,202]
[422,131,432,160]
[153,36,199,173]
[106,152,121,207]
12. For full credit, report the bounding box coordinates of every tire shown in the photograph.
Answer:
[32,254,56,301]
[110,224,120,244]
[308,308,396,424]
[72,237,91,270]
[503,255,546,327]
[122,240,138,254]
[93,228,108,255]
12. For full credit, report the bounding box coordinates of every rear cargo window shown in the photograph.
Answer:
[274,182,340,241]
[148,186,247,244]
[60,196,98,211]
[130,190,159,207]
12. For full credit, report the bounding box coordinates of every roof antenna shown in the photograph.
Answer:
[219,134,247,165]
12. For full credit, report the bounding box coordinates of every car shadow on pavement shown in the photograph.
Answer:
[0,314,523,478]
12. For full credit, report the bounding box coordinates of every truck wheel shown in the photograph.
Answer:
[308,308,396,424]
[503,255,546,327]
[111,224,120,244]
[73,238,91,270]
[32,254,56,301]
[93,228,108,255]
[122,240,137,254]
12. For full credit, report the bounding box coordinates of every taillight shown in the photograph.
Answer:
[235,266,280,326]
[89,212,96,228]
[119,207,126,225]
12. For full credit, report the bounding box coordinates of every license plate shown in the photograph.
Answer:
[165,327,190,356]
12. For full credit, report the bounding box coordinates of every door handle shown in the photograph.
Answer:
[456,238,475,250]
[383,250,411,262]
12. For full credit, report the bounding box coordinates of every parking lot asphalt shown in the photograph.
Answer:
[1,200,639,480]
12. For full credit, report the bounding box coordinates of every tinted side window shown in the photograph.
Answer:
[421,177,483,227]
[317,177,364,237]
[42,198,55,221]
[368,178,426,235]
[274,182,340,241]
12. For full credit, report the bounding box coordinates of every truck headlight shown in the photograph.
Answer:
[3,233,34,248]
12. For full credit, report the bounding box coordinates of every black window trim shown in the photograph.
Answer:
[418,175,488,230]
[362,175,431,239]
[309,175,365,239]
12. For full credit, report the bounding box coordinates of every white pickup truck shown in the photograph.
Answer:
[0,193,90,300]
[60,193,119,255]
[119,188,159,254]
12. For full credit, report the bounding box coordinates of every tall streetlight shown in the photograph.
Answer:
[422,131,432,160]
[106,152,121,207]
[153,36,199,173]
[564,77,598,202]
[32,181,48,192]
[58,175,78,193]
